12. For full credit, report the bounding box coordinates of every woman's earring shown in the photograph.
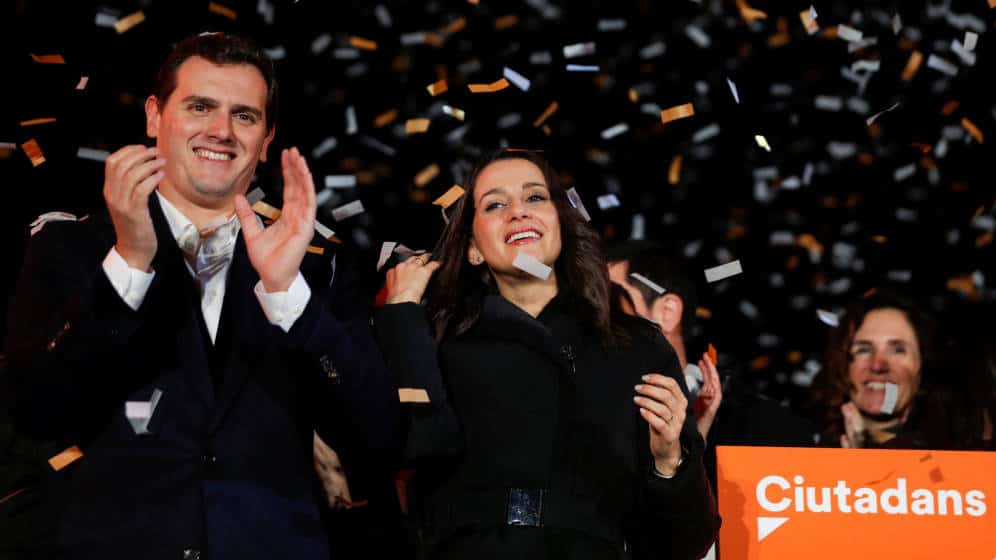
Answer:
[470,251,483,265]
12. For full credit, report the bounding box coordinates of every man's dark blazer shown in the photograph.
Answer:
[4,194,400,560]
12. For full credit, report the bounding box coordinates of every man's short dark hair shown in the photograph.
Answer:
[154,32,278,132]
[626,249,699,339]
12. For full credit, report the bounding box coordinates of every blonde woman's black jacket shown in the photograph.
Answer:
[374,292,720,559]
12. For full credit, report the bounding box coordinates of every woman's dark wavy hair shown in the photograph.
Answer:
[810,288,937,442]
[425,149,625,343]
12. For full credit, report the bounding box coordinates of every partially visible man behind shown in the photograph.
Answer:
[4,32,398,560]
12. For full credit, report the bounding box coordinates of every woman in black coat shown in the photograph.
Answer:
[374,149,720,559]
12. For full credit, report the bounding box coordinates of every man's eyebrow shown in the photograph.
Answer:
[180,95,219,107]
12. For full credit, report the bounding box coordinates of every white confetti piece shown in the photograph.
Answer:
[75,76,89,90]
[246,187,266,206]
[512,252,552,280]
[377,242,397,271]
[685,25,711,48]
[596,194,620,209]
[846,97,870,115]
[325,175,356,188]
[847,37,878,53]
[95,11,118,28]
[314,220,335,239]
[502,66,531,91]
[29,211,77,236]
[754,135,772,152]
[851,59,881,73]
[926,54,958,77]
[565,187,592,221]
[529,51,553,65]
[881,382,899,414]
[893,163,916,182]
[331,200,365,221]
[639,41,666,59]
[563,41,596,58]
[738,300,759,320]
[692,123,720,143]
[375,4,392,27]
[600,123,629,140]
[311,33,332,54]
[332,48,360,60]
[311,137,338,159]
[950,40,977,66]
[865,101,900,126]
[836,24,863,42]
[827,141,857,160]
[814,95,843,111]
[0,142,16,150]
[76,147,110,161]
[566,64,599,72]
[400,32,427,46]
[769,231,795,246]
[891,13,902,35]
[964,31,978,51]
[816,309,840,327]
[125,401,151,418]
[704,260,743,283]
[263,46,286,61]
[630,214,645,240]
[944,12,985,32]
[596,18,626,32]
[629,272,666,295]
[726,78,740,104]
[345,105,358,135]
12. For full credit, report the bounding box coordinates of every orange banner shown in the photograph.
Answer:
[717,446,996,559]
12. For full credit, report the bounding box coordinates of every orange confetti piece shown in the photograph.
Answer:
[946,275,977,299]
[21,139,45,166]
[628,88,639,103]
[990,0,996,7]
[901,51,923,81]
[695,307,712,320]
[468,0,479,4]
[349,36,378,51]
[433,185,465,209]
[660,103,695,124]
[208,2,237,19]
[426,79,448,96]
[405,118,431,134]
[533,101,559,127]
[20,117,56,127]
[307,245,325,255]
[976,230,994,249]
[494,14,520,30]
[796,233,824,256]
[870,235,888,244]
[799,8,819,32]
[749,355,772,371]
[541,124,552,136]
[414,163,440,188]
[424,32,444,48]
[786,351,803,364]
[373,108,399,128]
[940,100,959,116]
[736,0,768,23]
[48,446,83,471]
[114,10,145,34]
[707,343,718,364]
[467,78,510,93]
[960,117,984,144]
[252,200,281,220]
[30,53,65,64]
[399,388,430,403]
[668,154,683,185]
[767,32,791,48]
[444,17,466,34]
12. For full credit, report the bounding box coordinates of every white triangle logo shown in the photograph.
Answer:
[757,516,790,542]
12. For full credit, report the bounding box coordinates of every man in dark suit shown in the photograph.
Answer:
[4,32,399,560]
